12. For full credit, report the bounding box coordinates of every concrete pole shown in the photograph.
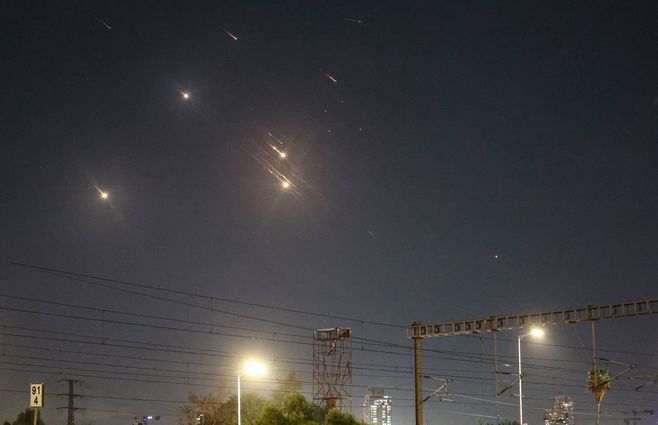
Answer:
[414,337,423,425]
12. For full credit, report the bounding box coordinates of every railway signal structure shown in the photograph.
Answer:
[408,299,658,425]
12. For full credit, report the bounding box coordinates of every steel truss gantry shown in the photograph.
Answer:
[408,299,658,425]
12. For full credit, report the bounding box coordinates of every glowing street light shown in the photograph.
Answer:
[518,327,544,425]
[281,181,290,189]
[181,91,190,100]
[529,328,544,338]
[100,191,109,200]
[237,361,266,425]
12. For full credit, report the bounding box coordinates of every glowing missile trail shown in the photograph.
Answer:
[181,91,190,100]
[96,16,112,30]
[268,144,287,158]
[224,30,238,41]
[322,71,338,84]
[266,130,284,145]
[244,145,303,196]
[93,185,109,200]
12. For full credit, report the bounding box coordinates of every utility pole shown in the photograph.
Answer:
[57,379,83,425]
[412,330,423,425]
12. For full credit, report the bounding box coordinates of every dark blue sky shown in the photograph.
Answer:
[1,2,657,425]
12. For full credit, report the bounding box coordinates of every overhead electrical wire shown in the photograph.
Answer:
[3,260,657,421]
[3,261,406,328]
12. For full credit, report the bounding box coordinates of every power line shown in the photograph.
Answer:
[6,263,655,365]
[1,321,618,376]
[4,261,406,329]
[1,356,653,399]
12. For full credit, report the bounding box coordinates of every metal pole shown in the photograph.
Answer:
[591,321,597,370]
[494,332,499,396]
[237,372,241,425]
[33,409,38,425]
[413,337,423,425]
[518,335,523,425]
[67,380,74,425]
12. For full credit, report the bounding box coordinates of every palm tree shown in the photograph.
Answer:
[587,368,611,425]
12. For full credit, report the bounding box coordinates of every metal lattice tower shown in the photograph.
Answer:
[57,379,83,425]
[313,327,352,411]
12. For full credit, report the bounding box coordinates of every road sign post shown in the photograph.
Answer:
[30,383,43,425]
[30,383,43,408]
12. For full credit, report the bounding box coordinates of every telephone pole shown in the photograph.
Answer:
[57,379,83,425]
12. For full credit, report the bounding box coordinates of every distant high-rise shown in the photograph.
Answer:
[544,395,575,425]
[363,387,392,425]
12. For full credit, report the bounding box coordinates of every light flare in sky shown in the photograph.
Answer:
[181,91,190,100]
[268,144,287,158]
[266,130,284,145]
[224,30,238,41]
[322,71,338,84]
[94,185,109,200]
[96,17,112,30]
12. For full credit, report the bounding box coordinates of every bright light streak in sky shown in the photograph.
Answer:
[224,30,238,41]
[322,71,338,84]
[268,143,287,159]
[93,185,109,200]
[266,130,284,145]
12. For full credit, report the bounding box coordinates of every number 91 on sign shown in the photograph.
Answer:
[30,384,43,407]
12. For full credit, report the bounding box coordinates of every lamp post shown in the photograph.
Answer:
[518,328,544,425]
[237,361,267,425]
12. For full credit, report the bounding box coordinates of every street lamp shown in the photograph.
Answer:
[518,328,544,425]
[237,361,267,425]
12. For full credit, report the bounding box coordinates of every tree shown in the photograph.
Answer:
[181,377,335,425]
[272,372,303,406]
[323,409,363,425]
[180,390,266,425]
[255,407,289,425]
[180,392,228,425]
[9,409,45,425]
[224,392,267,425]
[281,393,326,425]
[254,393,328,425]
[588,368,611,425]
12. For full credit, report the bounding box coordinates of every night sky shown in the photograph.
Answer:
[1,2,657,425]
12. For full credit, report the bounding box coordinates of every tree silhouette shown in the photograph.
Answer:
[588,368,611,425]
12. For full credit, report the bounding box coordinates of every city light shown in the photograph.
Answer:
[530,327,544,338]
[242,360,267,376]
[237,360,267,425]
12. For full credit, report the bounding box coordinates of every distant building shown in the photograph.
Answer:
[544,395,575,425]
[363,387,392,425]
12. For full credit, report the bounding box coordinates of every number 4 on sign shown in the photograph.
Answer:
[30,383,43,408]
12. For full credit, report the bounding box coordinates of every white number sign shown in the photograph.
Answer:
[30,383,43,407]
